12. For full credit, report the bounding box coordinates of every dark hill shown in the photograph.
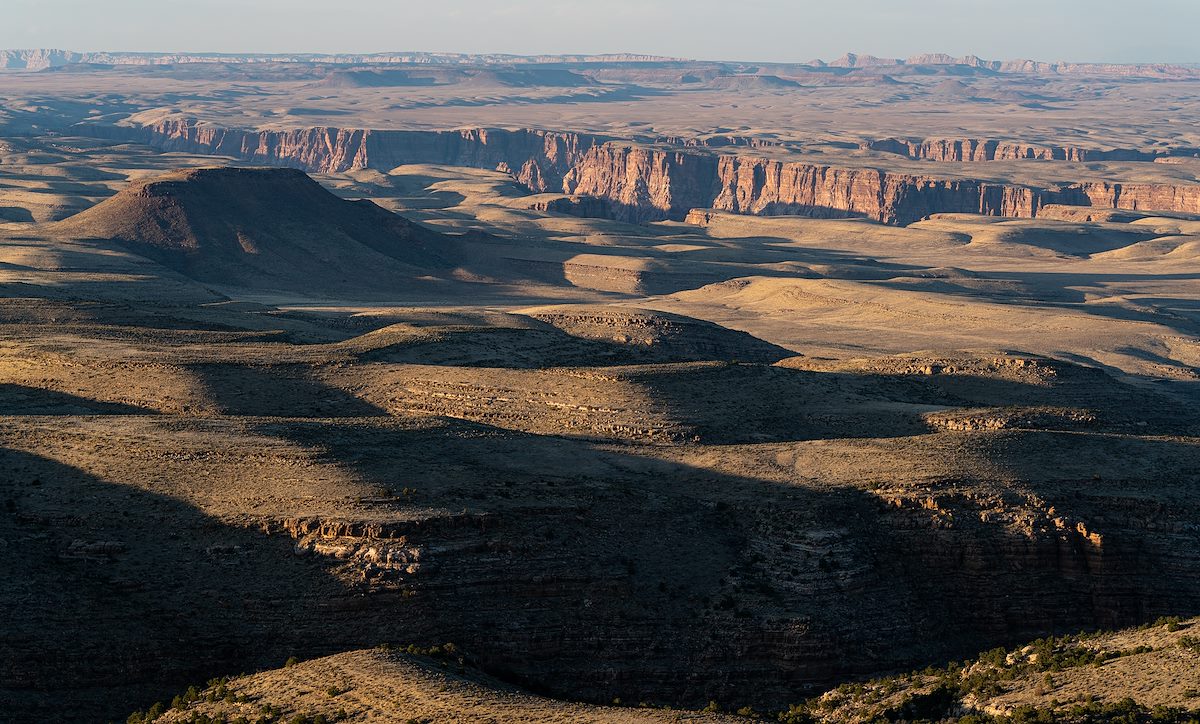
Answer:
[317,68,463,87]
[316,67,593,89]
[55,167,460,293]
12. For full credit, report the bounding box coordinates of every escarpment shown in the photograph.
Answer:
[863,137,1200,163]
[108,457,1200,715]
[83,119,606,193]
[8,340,1200,722]
[83,119,1200,224]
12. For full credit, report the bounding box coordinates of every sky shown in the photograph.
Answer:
[2,0,1197,65]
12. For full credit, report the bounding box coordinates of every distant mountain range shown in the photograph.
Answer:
[1,48,1197,77]
[821,52,1200,77]
[0,49,684,70]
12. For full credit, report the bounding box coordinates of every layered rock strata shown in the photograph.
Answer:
[83,119,1200,225]
[863,137,1200,163]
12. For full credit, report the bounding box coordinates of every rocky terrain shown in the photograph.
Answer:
[0,49,1199,724]
[74,119,1200,225]
[0,163,1197,722]
[135,617,1200,722]
[797,616,1200,722]
[145,647,743,723]
[861,137,1200,163]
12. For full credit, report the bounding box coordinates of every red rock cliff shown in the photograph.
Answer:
[863,137,1200,163]
[83,119,1200,225]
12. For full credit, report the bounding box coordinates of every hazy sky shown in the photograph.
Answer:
[3,0,1197,64]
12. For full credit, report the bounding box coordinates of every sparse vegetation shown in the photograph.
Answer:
[1005,698,1200,723]
[8,46,1200,724]
[126,678,346,724]
[774,620,1200,723]
[1149,616,1185,632]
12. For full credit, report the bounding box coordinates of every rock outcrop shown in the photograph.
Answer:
[817,53,1200,78]
[0,49,682,69]
[863,137,1200,163]
[6,49,1200,80]
[83,120,1200,225]
[82,120,604,197]
[0,48,80,70]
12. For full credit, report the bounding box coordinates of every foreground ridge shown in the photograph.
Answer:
[137,618,1200,723]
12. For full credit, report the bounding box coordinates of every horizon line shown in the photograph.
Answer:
[2,47,1199,68]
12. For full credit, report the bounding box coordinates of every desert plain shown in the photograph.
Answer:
[0,49,1198,723]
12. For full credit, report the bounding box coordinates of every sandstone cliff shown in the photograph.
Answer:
[8,49,1200,79]
[83,120,605,196]
[819,53,1200,78]
[83,119,1200,225]
[863,137,1200,163]
[0,49,682,69]
[0,48,80,70]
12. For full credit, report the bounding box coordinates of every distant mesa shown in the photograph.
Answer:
[3,48,1200,79]
[705,74,801,90]
[316,67,594,89]
[317,68,454,88]
[817,52,1200,78]
[460,68,595,88]
[0,48,684,71]
[828,53,899,68]
[55,167,460,292]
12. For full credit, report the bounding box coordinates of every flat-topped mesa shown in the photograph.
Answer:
[83,120,1200,225]
[863,137,1200,163]
[9,48,1200,77]
[816,53,1200,78]
[647,134,781,149]
[1,49,686,70]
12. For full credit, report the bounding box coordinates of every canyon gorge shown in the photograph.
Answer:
[1,48,1199,723]
[76,119,1200,225]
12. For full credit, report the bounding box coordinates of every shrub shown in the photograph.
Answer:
[1152,615,1184,632]
[777,703,815,724]
[882,682,959,721]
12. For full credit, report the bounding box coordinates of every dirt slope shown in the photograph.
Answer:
[54,167,461,293]
[149,647,741,724]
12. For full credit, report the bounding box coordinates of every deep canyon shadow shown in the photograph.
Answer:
[5,413,1200,719]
